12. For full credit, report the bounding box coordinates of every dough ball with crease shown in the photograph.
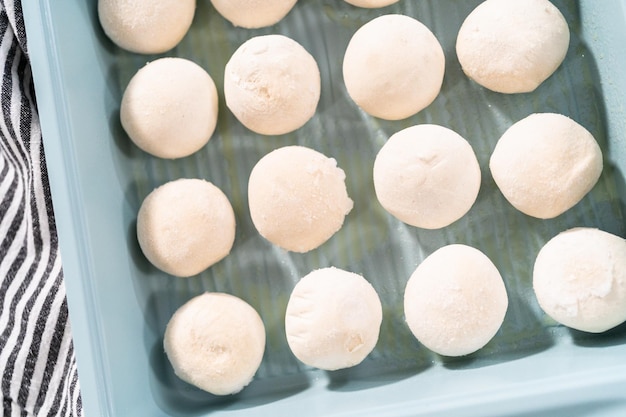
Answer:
[248,146,353,253]
[533,228,626,333]
[343,0,399,8]
[489,113,603,219]
[456,0,570,93]
[285,267,383,370]
[121,58,218,159]
[373,124,481,229]
[404,244,508,357]
[164,292,266,395]
[137,179,235,277]
[211,0,297,28]
[224,35,320,135]
[343,14,445,120]
[98,0,195,54]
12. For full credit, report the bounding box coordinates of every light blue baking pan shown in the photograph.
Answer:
[23,0,626,416]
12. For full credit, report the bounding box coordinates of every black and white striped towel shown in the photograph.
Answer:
[0,1,81,415]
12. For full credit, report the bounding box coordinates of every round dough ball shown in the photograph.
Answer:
[248,146,353,253]
[211,0,296,28]
[224,35,321,135]
[489,113,603,219]
[98,0,195,54]
[137,179,236,277]
[373,124,481,229]
[533,228,626,333]
[456,0,570,94]
[121,58,218,159]
[404,244,508,357]
[285,267,383,370]
[343,0,399,8]
[164,292,266,395]
[343,14,445,120]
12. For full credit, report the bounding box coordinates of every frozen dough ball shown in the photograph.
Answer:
[211,0,297,28]
[224,35,321,135]
[285,267,383,370]
[164,292,266,395]
[373,124,481,229]
[137,179,236,277]
[248,146,353,253]
[121,58,218,159]
[98,0,195,54]
[489,113,603,219]
[404,244,508,357]
[456,0,570,94]
[533,228,626,333]
[342,14,445,120]
[343,0,399,8]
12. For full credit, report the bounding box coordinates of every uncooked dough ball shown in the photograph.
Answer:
[404,244,508,357]
[224,35,321,135]
[285,267,383,370]
[456,0,570,94]
[137,179,236,277]
[343,14,445,120]
[489,113,603,219]
[533,228,626,333]
[98,0,195,54]
[121,58,218,159]
[211,0,297,28]
[343,0,399,8]
[164,292,266,395]
[248,146,353,253]
[373,124,481,229]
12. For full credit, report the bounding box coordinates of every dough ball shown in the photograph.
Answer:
[121,58,218,159]
[98,0,195,54]
[164,292,266,395]
[224,35,321,135]
[248,146,353,253]
[533,228,626,333]
[456,0,570,94]
[285,267,383,370]
[489,113,603,219]
[211,0,297,28]
[404,244,508,357]
[373,124,481,229]
[343,0,399,8]
[342,14,445,120]
[137,179,236,277]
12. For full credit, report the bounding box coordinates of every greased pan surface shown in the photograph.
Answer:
[23,0,626,415]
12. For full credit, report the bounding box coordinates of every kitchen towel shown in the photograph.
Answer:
[0,1,81,415]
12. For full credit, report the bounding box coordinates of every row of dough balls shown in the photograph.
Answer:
[99,0,400,55]
[136,113,603,279]
[341,0,570,120]
[377,112,603,226]
[118,39,320,160]
[118,0,571,159]
[164,231,626,396]
[135,147,354,278]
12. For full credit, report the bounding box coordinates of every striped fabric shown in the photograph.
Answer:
[0,1,81,416]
